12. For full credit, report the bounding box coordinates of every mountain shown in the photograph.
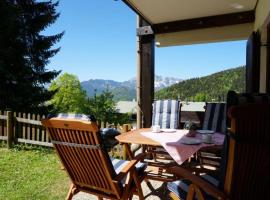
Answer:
[155,66,245,102]
[81,76,181,101]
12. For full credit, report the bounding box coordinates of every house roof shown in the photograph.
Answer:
[116,101,137,114]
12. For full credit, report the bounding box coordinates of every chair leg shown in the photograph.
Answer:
[98,196,103,200]
[66,184,76,200]
[133,172,144,200]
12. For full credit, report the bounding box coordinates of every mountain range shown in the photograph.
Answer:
[81,75,182,101]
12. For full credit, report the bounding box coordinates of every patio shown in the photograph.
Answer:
[73,180,168,200]
[1,0,270,199]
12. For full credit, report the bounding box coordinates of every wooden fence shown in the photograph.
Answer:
[0,110,132,150]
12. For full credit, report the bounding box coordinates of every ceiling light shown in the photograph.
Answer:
[230,3,244,9]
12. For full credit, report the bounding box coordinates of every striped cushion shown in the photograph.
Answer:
[203,103,226,134]
[167,173,219,200]
[152,100,181,129]
[111,158,147,185]
[49,113,96,122]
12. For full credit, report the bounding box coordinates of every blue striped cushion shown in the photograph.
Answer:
[111,158,147,184]
[152,100,180,129]
[50,113,96,122]
[167,173,219,200]
[203,103,226,134]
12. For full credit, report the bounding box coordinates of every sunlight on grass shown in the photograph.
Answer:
[0,144,70,200]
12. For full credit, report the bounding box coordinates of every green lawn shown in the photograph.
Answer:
[0,143,70,200]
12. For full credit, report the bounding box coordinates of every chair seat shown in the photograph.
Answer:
[111,158,147,177]
[167,173,219,200]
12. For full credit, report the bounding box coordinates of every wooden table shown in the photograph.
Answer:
[116,128,159,157]
[116,128,178,181]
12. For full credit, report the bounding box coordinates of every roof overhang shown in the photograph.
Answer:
[123,0,257,46]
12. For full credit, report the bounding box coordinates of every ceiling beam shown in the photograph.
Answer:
[152,11,255,34]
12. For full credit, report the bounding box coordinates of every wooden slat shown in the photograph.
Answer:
[36,114,41,141]
[22,113,26,139]
[27,113,31,140]
[4,111,7,136]
[17,112,22,138]
[0,110,4,136]
[31,114,36,141]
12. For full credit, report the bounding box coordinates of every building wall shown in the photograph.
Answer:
[254,0,270,92]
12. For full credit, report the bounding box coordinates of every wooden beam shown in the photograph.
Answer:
[137,17,155,128]
[246,31,260,93]
[153,11,255,34]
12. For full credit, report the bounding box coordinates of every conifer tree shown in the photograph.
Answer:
[0,0,63,113]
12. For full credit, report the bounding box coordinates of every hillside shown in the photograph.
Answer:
[155,66,245,101]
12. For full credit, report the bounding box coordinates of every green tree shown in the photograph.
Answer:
[0,0,63,113]
[49,73,87,113]
[86,89,117,123]
[194,93,208,102]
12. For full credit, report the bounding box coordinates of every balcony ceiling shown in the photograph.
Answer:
[124,0,257,24]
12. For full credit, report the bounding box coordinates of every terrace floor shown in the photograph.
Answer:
[73,180,170,200]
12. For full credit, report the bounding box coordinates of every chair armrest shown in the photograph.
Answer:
[115,153,146,181]
[168,166,227,200]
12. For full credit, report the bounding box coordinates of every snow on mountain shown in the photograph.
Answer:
[154,75,181,91]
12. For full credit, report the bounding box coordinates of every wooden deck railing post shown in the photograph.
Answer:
[7,111,14,148]
[122,124,129,160]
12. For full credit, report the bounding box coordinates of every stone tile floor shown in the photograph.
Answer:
[73,180,170,200]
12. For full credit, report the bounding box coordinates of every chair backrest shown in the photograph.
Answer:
[224,103,270,199]
[226,90,270,126]
[202,103,226,134]
[152,100,181,129]
[41,114,122,199]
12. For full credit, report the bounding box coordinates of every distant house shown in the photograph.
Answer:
[181,102,205,112]
[116,100,205,113]
[116,101,137,114]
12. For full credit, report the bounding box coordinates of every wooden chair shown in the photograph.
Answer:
[147,100,182,160]
[167,102,270,200]
[152,99,182,129]
[197,103,227,170]
[42,114,147,200]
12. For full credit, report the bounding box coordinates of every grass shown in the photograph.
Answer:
[0,143,70,200]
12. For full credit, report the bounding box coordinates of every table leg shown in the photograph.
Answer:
[123,143,134,159]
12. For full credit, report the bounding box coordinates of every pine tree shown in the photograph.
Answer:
[0,0,63,113]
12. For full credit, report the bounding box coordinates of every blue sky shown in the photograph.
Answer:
[45,1,246,82]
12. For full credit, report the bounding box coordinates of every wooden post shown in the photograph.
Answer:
[7,111,13,148]
[121,124,129,160]
[137,16,155,128]
[246,31,260,92]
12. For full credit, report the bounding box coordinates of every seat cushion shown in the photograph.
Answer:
[152,100,181,129]
[111,158,147,177]
[49,113,96,122]
[203,103,226,134]
[167,173,219,200]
